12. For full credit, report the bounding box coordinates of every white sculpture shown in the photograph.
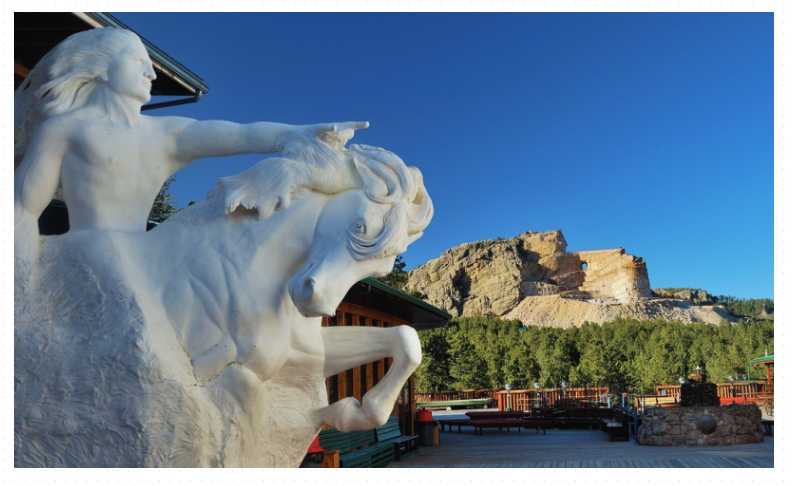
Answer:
[14,28,433,467]
[14,27,366,272]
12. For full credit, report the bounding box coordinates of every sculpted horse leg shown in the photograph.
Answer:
[318,325,421,432]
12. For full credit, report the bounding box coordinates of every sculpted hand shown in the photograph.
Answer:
[307,121,369,149]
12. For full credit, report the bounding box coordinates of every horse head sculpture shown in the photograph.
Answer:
[289,144,433,316]
[192,132,433,319]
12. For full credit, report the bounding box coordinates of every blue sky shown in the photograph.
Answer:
[115,12,774,300]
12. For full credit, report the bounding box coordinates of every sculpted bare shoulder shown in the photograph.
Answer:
[28,112,79,144]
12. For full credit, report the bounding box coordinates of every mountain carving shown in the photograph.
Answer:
[405,230,735,327]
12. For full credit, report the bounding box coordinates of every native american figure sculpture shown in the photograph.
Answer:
[14,28,433,467]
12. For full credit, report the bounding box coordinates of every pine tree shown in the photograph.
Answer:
[148,175,181,223]
[377,255,409,290]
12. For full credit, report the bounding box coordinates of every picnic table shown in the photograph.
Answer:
[437,410,552,435]
[415,399,493,409]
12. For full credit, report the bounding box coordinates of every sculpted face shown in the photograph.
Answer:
[104,36,156,104]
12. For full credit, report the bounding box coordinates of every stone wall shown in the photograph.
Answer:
[637,405,763,446]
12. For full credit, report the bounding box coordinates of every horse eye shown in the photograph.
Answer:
[354,220,366,234]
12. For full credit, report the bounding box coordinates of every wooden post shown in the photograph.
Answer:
[766,364,773,393]
[409,374,417,436]
[351,313,361,401]
[321,450,340,468]
[337,365,347,400]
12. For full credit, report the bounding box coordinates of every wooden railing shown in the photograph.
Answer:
[635,395,679,412]
[655,381,769,399]
[415,387,608,411]
[496,387,609,411]
[414,389,496,402]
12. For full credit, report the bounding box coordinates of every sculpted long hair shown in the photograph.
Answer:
[14,28,142,167]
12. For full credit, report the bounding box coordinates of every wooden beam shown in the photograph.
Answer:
[15,60,30,78]
[351,313,361,401]
[366,359,374,394]
[337,365,347,400]
[336,301,411,327]
[377,320,386,382]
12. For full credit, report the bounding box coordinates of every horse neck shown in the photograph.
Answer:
[220,191,331,281]
[142,191,330,301]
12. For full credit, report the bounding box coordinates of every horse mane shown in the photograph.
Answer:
[169,134,433,259]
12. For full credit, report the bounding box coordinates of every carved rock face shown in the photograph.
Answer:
[696,415,718,435]
[405,230,734,327]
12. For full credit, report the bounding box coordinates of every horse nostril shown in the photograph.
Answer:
[302,278,316,299]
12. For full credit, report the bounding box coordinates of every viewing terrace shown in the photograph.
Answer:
[388,410,773,468]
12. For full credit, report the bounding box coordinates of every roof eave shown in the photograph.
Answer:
[73,12,209,96]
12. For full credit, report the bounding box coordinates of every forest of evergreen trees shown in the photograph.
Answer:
[415,317,774,394]
[716,296,774,318]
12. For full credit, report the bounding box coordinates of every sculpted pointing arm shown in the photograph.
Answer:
[167,118,369,169]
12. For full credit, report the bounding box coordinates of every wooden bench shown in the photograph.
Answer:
[564,407,614,419]
[555,417,603,429]
[519,418,553,434]
[374,416,419,462]
[600,409,630,441]
[465,411,531,420]
[469,419,527,436]
[529,407,556,418]
[438,419,476,433]
[319,427,394,468]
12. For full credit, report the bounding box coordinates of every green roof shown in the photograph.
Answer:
[749,354,774,366]
[342,277,451,331]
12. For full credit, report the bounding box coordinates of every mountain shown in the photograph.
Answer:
[404,230,736,327]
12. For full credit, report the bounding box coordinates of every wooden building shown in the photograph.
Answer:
[328,278,451,436]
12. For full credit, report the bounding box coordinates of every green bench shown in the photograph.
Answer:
[375,416,419,462]
[318,416,417,468]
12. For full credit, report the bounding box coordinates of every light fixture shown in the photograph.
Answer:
[505,383,512,411]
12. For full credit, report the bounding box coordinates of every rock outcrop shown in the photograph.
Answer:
[405,230,736,327]
[652,288,716,304]
[504,295,735,328]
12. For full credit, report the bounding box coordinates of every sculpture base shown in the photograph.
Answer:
[14,237,325,467]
